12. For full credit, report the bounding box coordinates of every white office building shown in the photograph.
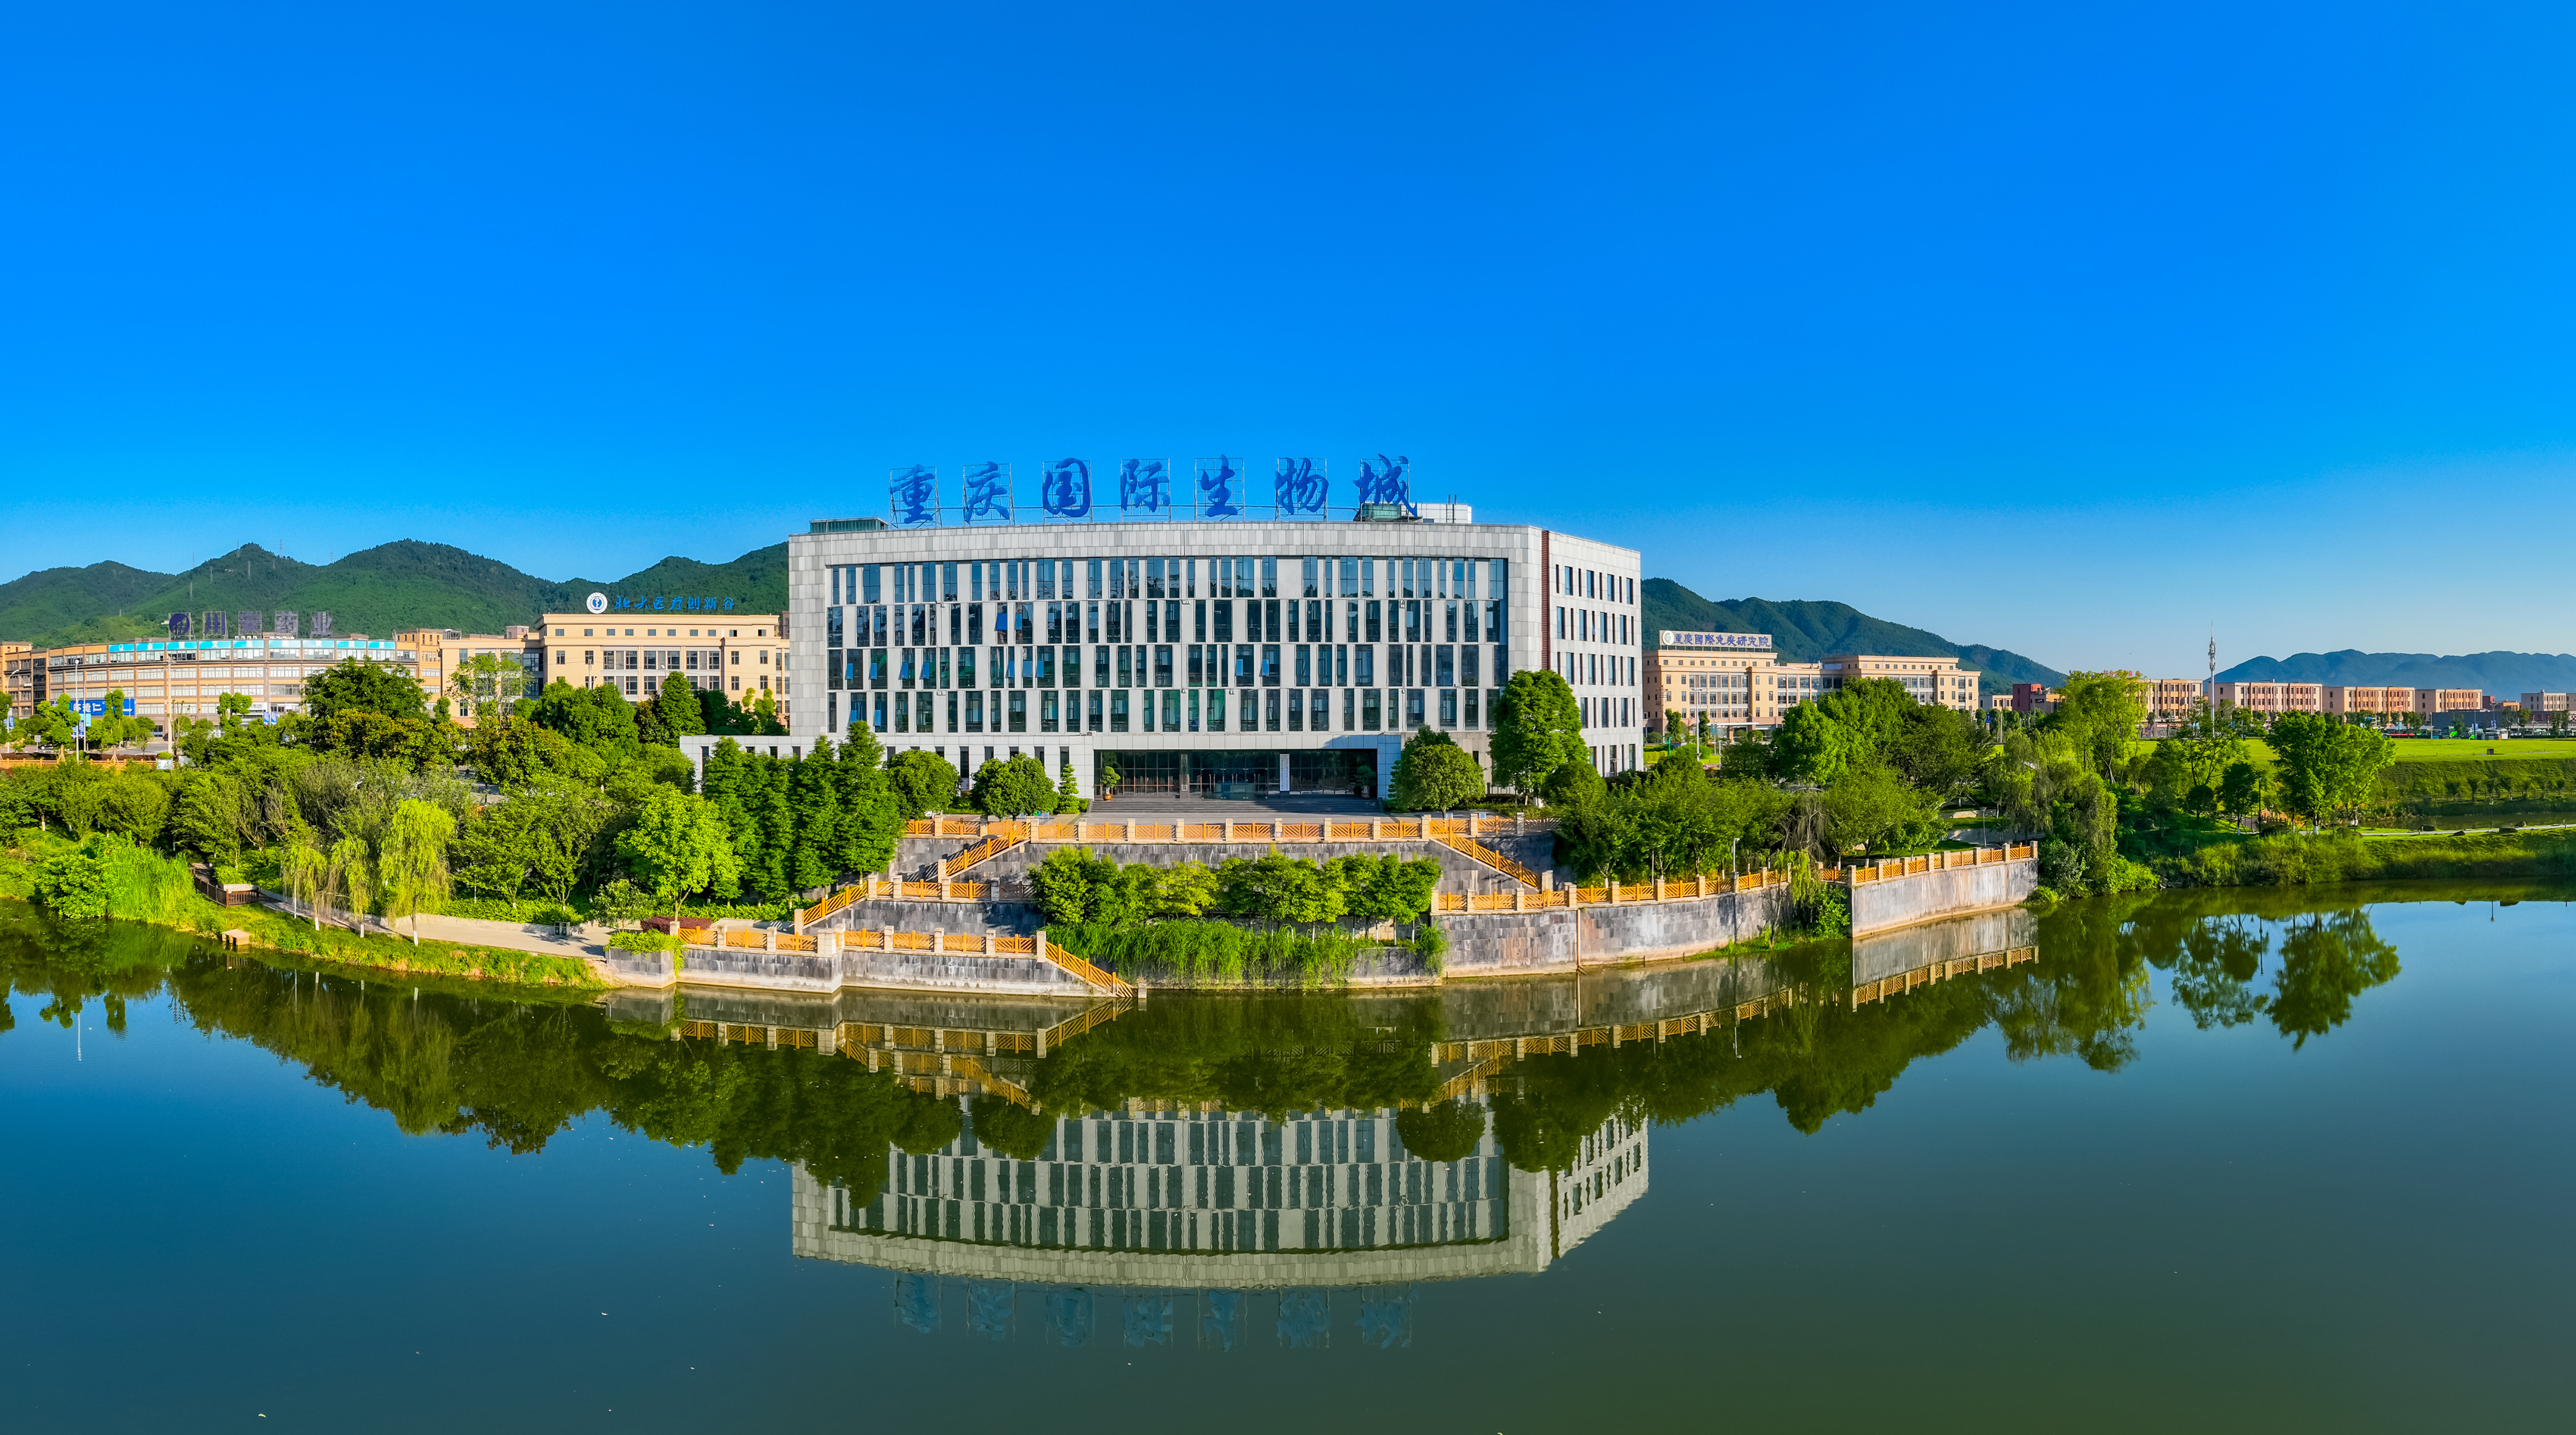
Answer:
[786,510,1641,799]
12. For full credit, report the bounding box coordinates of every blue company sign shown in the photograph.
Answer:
[585,592,739,615]
[1662,631,1773,649]
[71,699,137,717]
[886,453,1417,526]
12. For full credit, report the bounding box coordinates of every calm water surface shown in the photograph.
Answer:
[3,885,2571,1433]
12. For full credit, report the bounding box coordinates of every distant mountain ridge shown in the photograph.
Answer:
[0,540,790,647]
[2215,649,2576,696]
[1640,581,2066,689]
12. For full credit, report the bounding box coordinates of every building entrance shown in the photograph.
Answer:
[1095,749,1380,800]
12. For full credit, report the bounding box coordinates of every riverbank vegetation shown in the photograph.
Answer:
[1,883,2441,1193]
[0,658,1077,965]
[1030,847,1443,983]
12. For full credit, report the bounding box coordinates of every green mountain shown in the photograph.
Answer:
[1641,580,2066,689]
[2217,649,2576,696]
[0,540,791,646]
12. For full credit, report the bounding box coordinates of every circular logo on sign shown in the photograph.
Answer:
[586,592,608,614]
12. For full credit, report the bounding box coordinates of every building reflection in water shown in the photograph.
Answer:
[791,1096,1647,1347]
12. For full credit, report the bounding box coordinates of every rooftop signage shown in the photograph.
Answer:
[877,454,1421,527]
[1662,631,1772,649]
[585,591,740,614]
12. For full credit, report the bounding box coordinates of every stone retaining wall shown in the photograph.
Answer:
[1436,883,1791,977]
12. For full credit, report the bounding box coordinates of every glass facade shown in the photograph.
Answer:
[821,554,1512,739]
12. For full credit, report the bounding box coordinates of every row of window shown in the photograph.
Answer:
[829,556,1507,606]
[833,685,1499,736]
[828,642,1509,693]
[586,674,768,696]
[1557,652,1636,689]
[1556,607,1633,646]
[557,648,761,671]
[1557,564,1633,605]
[826,596,1506,650]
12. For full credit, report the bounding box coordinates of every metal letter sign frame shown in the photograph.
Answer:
[961,461,1013,524]
[1274,458,1327,517]
[1040,458,1092,519]
[1193,456,1245,520]
[1118,459,1172,518]
[863,452,1423,527]
[889,464,940,528]
[1355,453,1415,517]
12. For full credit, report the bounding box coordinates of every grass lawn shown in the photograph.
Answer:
[2385,737,2576,761]
[2127,736,2576,764]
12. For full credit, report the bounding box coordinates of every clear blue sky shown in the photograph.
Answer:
[5,2,2572,676]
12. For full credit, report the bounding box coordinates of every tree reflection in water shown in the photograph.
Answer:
[0,885,2428,1184]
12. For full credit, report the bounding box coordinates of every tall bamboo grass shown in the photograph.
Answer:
[1051,921,1367,987]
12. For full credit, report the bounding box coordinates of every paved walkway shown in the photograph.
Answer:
[258,893,611,965]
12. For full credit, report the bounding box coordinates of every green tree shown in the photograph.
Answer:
[453,781,613,905]
[1030,847,1118,925]
[658,674,708,738]
[97,772,171,845]
[1540,757,1605,808]
[1328,853,1443,924]
[970,754,1054,819]
[522,680,642,763]
[830,730,903,877]
[447,653,529,723]
[303,658,430,725]
[11,698,80,754]
[325,834,371,927]
[886,748,958,819]
[171,771,256,863]
[2217,761,2265,820]
[1055,758,1084,814]
[1491,670,1584,794]
[592,877,655,930]
[788,740,845,891]
[33,840,109,918]
[1388,727,1486,811]
[87,689,157,752]
[1823,763,1942,855]
[1775,702,1865,784]
[377,799,456,945]
[1216,851,1347,926]
[2269,713,2396,831]
[615,787,743,923]
[2046,671,2148,777]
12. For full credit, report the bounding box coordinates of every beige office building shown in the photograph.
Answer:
[1645,633,1791,736]
[536,611,790,721]
[2412,687,2481,718]
[2212,681,2324,715]
[1646,633,1967,738]
[2,641,34,720]
[1818,654,1982,713]
[2147,679,2203,717]
[394,627,542,722]
[30,636,420,725]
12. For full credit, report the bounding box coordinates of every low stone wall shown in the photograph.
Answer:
[810,899,1037,937]
[1848,858,2036,936]
[1437,883,1792,977]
